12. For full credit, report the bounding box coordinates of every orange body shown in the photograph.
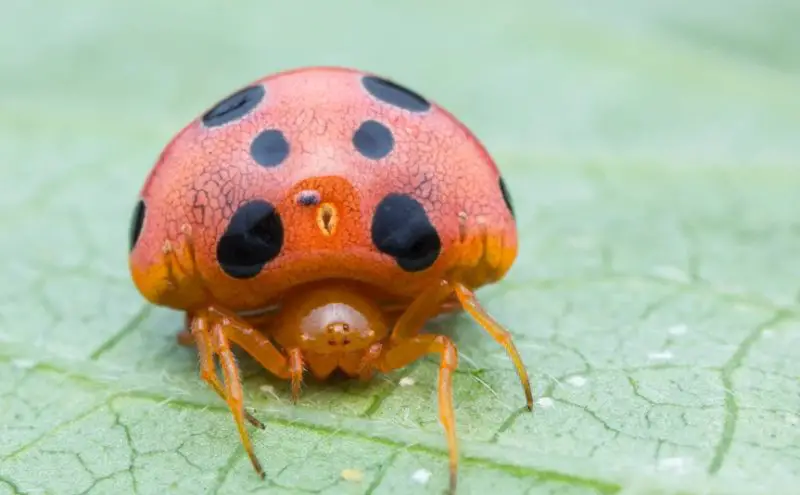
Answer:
[128,66,529,493]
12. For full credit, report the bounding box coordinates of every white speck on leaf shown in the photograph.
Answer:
[536,397,555,408]
[657,457,692,474]
[11,359,36,370]
[786,413,799,425]
[411,468,432,485]
[667,324,688,336]
[648,350,674,361]
[566,375,587,387]
[399,377,415,387]
[341,468,364,482]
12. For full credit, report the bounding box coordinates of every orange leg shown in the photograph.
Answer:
[356,281,452,378]
[378,334,459,493]
[358,282,453,378]
[388,280,455,343]
[386,280,533,410]
[190,308,293,479]
[288,348,304,403]
[205,307,291,381]
[190,317,263,429]
[451,282,533,410]
[208,321,265,478]
[358,343,383,381]
[382,297,462,319]
[180,309,279,347]
[192,316,264,477]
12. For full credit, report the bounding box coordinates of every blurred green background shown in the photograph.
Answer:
[1,1,799,494]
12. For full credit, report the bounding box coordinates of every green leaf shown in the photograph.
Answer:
[1,1,799,494]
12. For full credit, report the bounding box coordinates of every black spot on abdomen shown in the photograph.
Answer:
[362,76,431,113]
[371,193,441,272]
[499,177,514,217]
[217,200,283,279]
[353,120,394,160]
[251,129,290,168]
[202,85,265,128]
[129,199,146,252]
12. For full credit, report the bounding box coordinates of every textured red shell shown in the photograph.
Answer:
[128,66,517,314]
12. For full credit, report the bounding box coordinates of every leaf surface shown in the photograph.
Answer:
[1,1,799,494]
